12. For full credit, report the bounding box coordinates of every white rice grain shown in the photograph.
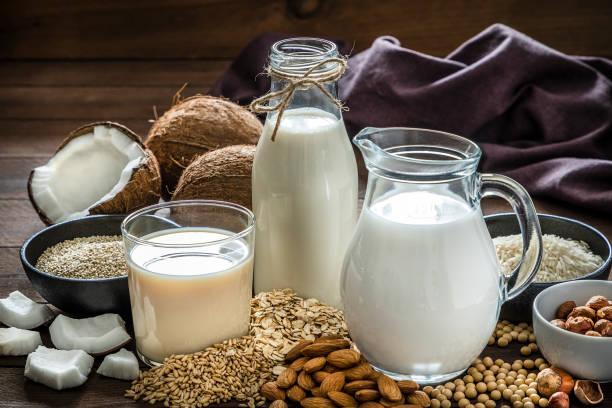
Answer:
[493,234,604,283]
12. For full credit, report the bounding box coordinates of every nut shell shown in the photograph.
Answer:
[574,380,604,405]
[555,301,576,319]
[568,306,596,320]
[550,319,567,330]
[566,316,594,333]
[597,305,612,320]
[586,295,609,310]
[548,391,569,408]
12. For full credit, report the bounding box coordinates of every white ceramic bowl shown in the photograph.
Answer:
[533,280,612,381]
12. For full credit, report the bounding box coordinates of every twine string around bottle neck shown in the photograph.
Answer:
[249,57,348,142]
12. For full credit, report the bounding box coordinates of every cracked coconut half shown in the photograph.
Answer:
[28,122,161,225]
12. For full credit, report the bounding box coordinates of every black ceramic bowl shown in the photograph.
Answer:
[20,215,130,317]
[485,213,612,322]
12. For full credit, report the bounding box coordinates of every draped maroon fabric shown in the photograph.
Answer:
[210,24,612,213]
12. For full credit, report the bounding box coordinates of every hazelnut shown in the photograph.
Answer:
[593,319,611,337]
[573,380,604,406]
[549,319,567,330]
[585,295,609,311]
[535,368,574,397]
[584,330,601,337]
[596,305,612,320]
[567,306,596,321]
[555,301,576,319]
[566,316,594,334]
[548,392,569,408]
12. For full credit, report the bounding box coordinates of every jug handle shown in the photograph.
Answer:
[480,174,543,301]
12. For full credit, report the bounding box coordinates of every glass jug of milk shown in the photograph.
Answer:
[342,128,543,384]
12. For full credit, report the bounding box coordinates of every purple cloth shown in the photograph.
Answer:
[211,24,612,213]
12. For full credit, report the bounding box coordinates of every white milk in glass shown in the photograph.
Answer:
[342,191,501,375]
[253,107,357,308]
[127,228,252,364]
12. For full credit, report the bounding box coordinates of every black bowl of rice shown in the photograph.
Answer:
[486,213,611,322]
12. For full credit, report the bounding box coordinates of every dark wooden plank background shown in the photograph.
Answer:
[1,0,611,406]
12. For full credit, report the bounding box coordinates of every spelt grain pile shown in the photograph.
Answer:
[35,235,127,279]
[125,289,348,407]
[494,234,604,283]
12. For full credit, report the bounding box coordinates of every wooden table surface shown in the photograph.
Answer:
[0,60,611,407]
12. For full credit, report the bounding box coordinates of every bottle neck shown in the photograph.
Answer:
[268,78,340,117]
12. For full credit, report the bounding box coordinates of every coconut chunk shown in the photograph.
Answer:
[25,346,93,390]
[96,348,139,380]
[28,122,161,224]
[0,327,43,355]
[49,313,131,355]
[0,291,54,329]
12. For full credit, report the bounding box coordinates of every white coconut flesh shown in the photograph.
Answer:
[96,348,139,380]
[0,327,43,356]
[49,313,131,355]
[30,125,146,223]
[25,346,94,390]
[0,291,54,329]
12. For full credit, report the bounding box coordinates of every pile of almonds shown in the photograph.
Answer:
[551,295,611,336]
[260,335,430,408]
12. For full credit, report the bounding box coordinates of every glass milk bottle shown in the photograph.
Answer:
[252,38,358,308]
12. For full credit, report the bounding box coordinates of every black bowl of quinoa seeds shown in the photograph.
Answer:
[20,215,131,316]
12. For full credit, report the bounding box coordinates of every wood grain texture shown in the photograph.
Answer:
[0,248,43,301]
[0,61,228,87]
[0,200,45,247]
[2,0,611,60]
[0,119,151,157]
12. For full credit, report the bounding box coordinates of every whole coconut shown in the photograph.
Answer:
[172,145,255,210]
[146,95,262,198]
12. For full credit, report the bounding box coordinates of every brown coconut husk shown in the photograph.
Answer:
[172,144,256,210]
[28,122,162,225]
[146,95,262,199]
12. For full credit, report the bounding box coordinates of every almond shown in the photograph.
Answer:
[277,367,298,388]
[327,349,361,369]
[328,390,358,407]
[286,340,313,361]
[406,390,431,407]
[366,370,382,381]
[397,380,419,394]
[290,356,310,372]
[304,357,327,373]
[300,397,336,408]
[311,387,325,398]
[380,396,406,407]
[355,389,381,402]
[287,385,307,402]
[360,403,384,408]
[344,380,377,393]
[270,400,289,408]
[298,370,316,390]
[313,371,330,384]
[302,340,349,357]
[344,362,374,381]
[377,375,403,402]
[261,382,286,401]
[315,334,346,343]
[320,372,346,396]
[323,364,340,373]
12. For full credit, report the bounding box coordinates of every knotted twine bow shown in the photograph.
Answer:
[249,57,349,141]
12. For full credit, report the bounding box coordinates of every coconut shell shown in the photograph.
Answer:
[28,122,161,225]
[172,144,256,210]
[89,149,161,216]
[146,96,262,198]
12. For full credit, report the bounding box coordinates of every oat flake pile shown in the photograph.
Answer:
[125,289,348,407]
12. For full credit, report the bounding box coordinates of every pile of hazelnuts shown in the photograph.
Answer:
[550,295,612,337]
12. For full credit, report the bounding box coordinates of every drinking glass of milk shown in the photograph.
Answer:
[121,200,254,366]
[342,128,543,384]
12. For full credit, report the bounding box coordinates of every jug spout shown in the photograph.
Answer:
[352,127,481,181]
